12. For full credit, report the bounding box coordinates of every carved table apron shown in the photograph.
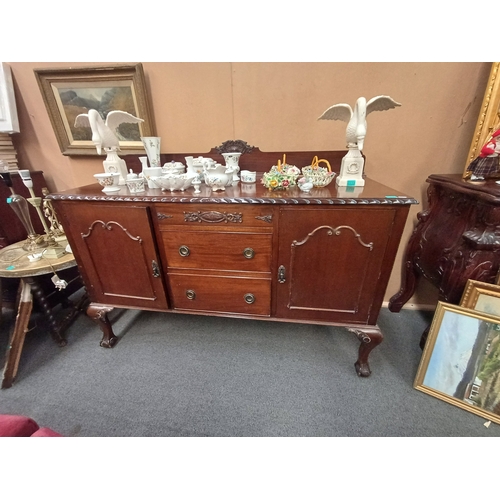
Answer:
[389,174,500,344]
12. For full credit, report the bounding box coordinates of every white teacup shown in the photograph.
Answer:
[240,170,256,183]
[94,172,121,193]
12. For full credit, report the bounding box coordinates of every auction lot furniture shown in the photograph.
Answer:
[49,147,417,377]
[0,170,50,308]
[0,240,85,388]
[389,174,500,345]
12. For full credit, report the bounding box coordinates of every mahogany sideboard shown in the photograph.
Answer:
[48,148,417,377]
[389,174,500,344]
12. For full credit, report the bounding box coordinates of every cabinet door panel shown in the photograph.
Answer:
[57,202,169,310]
[276,207,396,323]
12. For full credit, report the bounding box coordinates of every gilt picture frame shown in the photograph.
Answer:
[414,301,500,425]
[34,63,155,156]
[460,279,500,316]
[464,62,500,177]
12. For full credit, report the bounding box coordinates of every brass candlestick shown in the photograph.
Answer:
[18,170,66,258]
[7,194,48,252]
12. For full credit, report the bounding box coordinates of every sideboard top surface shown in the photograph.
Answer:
[48,175,418,206]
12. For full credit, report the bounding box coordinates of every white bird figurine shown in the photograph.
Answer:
[74,109,144,155]
[318,96,401,151]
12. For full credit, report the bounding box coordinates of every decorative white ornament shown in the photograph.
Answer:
[336,147,366,187]
[318,95,401,186]
[318,95,400,151]
[141,137,161,168]
[74,109,144,155]
[75,109,144,185]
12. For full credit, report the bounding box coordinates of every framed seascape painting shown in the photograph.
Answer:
[34,63,155,156]
[460,279,500,316]
[414,301,500,425]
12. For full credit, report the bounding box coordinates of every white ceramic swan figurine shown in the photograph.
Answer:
[318,96,401,151]
[74,109,144,154]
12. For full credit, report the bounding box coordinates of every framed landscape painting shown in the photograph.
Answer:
[460,279,500,316]
[34,63,155,156]
[414,301,500,425]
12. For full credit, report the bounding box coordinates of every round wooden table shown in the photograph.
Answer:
[0,240,84,388]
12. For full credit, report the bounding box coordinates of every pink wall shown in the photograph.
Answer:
[6,62,492,307]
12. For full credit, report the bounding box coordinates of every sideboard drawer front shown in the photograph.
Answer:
[155,204,274,231]
[160,231,272,272]
[169,273,271,316]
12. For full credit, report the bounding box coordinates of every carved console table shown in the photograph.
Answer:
[49,146,416,377]
[389,174,500,343]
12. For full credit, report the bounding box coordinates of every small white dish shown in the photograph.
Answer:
[94,172,121,193]
[240,170,257,183]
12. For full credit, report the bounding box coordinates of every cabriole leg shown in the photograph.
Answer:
[348,326,384,377]
[86,303,118,348]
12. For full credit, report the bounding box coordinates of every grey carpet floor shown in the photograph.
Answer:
[1,302,499,437]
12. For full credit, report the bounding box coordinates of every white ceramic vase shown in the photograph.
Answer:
[141,137,161,168]
[222,152,241,182]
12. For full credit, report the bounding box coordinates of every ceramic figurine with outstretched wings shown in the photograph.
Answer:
[75,109,144,154]
[318,96,401,151]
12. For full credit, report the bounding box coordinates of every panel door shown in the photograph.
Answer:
[56,202,169,310]
[276,207,397,324]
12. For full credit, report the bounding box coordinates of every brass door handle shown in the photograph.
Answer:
[278,265,286,283]
[179,245,190,257]
[186,290,196,300]
[243,247,255,259]
[152,260,160,278]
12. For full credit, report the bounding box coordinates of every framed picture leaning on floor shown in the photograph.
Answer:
[414,301,500,425]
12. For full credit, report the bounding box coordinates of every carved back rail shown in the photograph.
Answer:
[123,140,355,175]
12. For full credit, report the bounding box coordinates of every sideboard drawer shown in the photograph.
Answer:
[169,273,271,316]
[154,204,274,231]
[160,231,272,272]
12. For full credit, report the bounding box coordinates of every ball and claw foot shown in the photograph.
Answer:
[87,303,118,348]
[348,326,383,377]
[355,359,372,377]
[100,335,118,348]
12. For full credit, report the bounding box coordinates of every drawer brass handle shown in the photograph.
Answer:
[179,245,190,257]
[244,293,255,304]
[186,290,196,300]
[243,247,255,259]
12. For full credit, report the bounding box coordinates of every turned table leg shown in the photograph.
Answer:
[87,303,118,348]
[27,276,67,347]
[1,280,33,388]
[348,326,384,377]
